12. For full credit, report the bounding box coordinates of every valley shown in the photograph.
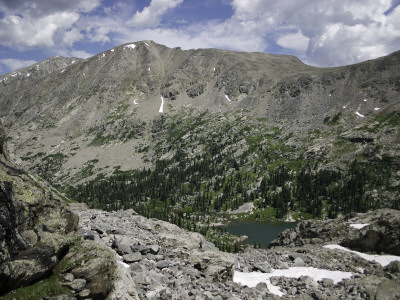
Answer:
[0,41,399,298]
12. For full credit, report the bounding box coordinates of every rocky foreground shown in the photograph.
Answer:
[66,205,400,300]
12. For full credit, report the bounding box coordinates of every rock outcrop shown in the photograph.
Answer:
[0,124,136,299]
[269,209,400,255]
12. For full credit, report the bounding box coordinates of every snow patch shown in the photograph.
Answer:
[110,49,115,52]
[329,94,332,97]
[324,245,400,267]
[356,111,365,118]
[225,95,232,102]
[213,67,216,72]
[124,44,136,50]
[349,223,369,229]
[26,73,30,77]
[72,60,76,63]
[145,42,150,47]
[118,260,130,269]
[159,96,164,113]
[363,99,367,102]
[374,107,380,111]
[234,267,353,297]
[134,99,139,105]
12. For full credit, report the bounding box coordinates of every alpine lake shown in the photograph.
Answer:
[222,220,297,248]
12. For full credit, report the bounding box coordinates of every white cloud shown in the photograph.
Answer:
[277,31,310,52]
[0,0,100,50]
[126,0,184,28]
[0,0,399,67]
[0,58,37,72]
[228,0,400,66]
[0,12,79,48]
[69,49,93,59]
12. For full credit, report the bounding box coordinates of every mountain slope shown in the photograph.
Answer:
[0,41,399,222]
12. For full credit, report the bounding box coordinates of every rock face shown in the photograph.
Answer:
[269,209,400,255]
[0,125,134,299]
[0,119,6,159]
[0,137,77,293]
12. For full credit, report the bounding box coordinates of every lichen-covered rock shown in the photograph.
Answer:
[0,119,7,160]
[66,241,117,300]
[0,161,78,294]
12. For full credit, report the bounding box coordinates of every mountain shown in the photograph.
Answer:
[0,43,400,299]
[0,41,399,223]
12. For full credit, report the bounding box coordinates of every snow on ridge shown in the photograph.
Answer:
[324,244,400,267]
[225,95,232,102]
[124,44,136,50]
[159,96,164,113]
[234,267,353,297]
[356,111,365,118]
[349,223,370,229]
[111,49,115,52]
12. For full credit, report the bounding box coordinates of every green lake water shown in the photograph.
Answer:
[223,220,296,248]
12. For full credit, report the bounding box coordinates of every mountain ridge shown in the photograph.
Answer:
[0,40,399,222]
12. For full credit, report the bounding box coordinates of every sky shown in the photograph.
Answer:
[0,0,399,74]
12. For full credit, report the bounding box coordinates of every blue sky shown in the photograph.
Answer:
[0,0,399,74]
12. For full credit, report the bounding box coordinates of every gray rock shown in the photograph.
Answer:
[200,241,218,251]
[113,235,136,255]
[321,278,334,288]
[123,252,142,263]
[134,275,151,285]
[65,278,86,291]
[63,273,75,282]
[385,260,400,273]
[254,262,272,273]
[77,289,91,299]
[137,222,152,231]
[375,279,400,300]
[156,260,170,269]
[294,257,305,266]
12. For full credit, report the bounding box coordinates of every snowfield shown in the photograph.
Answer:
[349,223,370,229]
[324,244,400,267]
[234,267,353,296]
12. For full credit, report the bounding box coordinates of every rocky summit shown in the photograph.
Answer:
[0,42,399,299]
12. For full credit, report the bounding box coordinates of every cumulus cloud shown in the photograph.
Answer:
[277,31,310,52]
[0,0,399,68]
[126,0,184,28]
[228,0,400,66]
[0,58,37,72]
[0,0,100,49]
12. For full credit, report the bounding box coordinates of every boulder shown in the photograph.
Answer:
[67,241,117,300]
[254,262,272,273]
[0,247,57,291]
[123,252,142,263]
[375,279,400,300]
